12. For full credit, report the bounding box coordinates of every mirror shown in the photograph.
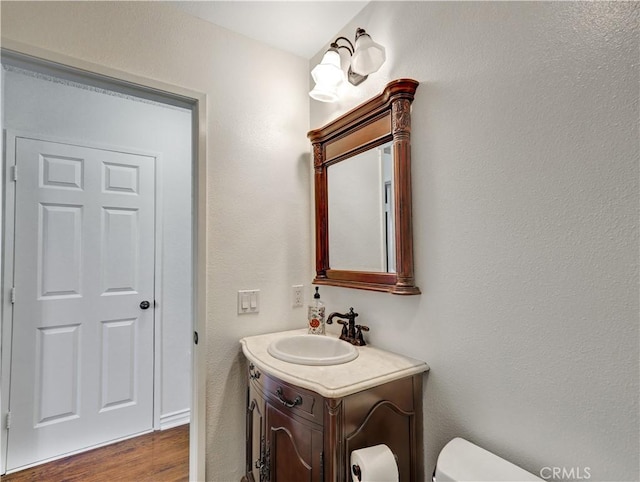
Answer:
[328,141,395,272]
[308,79,420,294]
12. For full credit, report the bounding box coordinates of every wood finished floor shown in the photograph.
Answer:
[1,424,189,482]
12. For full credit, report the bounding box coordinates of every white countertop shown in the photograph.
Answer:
[240,329,429,398]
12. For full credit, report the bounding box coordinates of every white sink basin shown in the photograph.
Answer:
[267,335,358,366]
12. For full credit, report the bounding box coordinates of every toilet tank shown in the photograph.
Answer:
[434,438,543,482]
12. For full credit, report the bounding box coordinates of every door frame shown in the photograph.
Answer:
[0,40,208,481]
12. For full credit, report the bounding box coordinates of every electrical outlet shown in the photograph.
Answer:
[292,285,304,307]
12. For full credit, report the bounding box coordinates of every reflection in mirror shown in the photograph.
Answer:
[328,141,395,272]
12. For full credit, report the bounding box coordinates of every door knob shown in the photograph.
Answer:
[139,300,151,310]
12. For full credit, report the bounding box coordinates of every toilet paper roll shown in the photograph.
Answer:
[350,444,398,482]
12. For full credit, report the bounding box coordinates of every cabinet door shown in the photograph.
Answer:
[246,382,266,482]
[266,402,323,482]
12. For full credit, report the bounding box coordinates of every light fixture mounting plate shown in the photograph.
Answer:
[347,67,367,86]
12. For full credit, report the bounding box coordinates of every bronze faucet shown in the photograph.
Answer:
[326,308,370,346]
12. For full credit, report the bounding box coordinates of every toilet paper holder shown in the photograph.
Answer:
[352,463,363,481]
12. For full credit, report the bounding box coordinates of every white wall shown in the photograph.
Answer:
[1,2,311,481]
[310,2,638,481]
[2,66,193,426]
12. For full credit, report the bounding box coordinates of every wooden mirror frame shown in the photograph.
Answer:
[308,79,421,295]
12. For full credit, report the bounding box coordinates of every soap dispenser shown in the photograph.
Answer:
[307,287,326,335]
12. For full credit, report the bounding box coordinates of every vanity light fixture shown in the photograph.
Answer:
[309,28,386,103]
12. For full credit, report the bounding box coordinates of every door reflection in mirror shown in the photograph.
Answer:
[328,141,395,273]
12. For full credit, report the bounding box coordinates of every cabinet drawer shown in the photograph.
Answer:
[247,363,321,425]
[263,374,321,425]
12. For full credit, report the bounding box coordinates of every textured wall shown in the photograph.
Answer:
[1,2,311,480]
[310,2,638,481]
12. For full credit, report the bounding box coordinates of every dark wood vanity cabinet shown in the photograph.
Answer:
[242,363,424,482]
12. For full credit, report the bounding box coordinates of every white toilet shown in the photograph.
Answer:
[434,438,543,482]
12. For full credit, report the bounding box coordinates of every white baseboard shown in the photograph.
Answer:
[160,409,190,430]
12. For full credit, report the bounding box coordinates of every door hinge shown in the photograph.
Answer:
[11,165,17,182]
[5,411,11,430]
[193,331,198,345]
[10,287,16,304]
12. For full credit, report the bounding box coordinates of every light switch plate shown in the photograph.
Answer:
[238,289,260,314]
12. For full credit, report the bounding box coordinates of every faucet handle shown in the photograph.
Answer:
[354,324,369,346]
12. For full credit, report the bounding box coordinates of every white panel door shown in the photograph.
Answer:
[6,138,155,471]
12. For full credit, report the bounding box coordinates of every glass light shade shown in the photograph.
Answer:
[309,83,339,103]
[351,34,386,76]
[309,49,344,102]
